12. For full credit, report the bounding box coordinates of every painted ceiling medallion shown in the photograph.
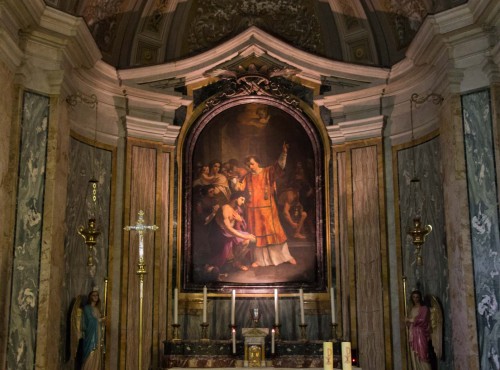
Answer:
[186,0,323,56]
[202,63,302,112]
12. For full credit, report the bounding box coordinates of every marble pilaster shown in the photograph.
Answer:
[120,109,178,369]
[462,89,499,370]
[35,95,71,370]
[0,60,20,369]
[440,91,479,370]
[351,144,386,370]
[7,91,50,370]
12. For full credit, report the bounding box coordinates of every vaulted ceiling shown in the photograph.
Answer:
[45,0,466,69]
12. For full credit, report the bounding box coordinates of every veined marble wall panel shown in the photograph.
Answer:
[461,89,499,370]
[396,136,452,370]
[62,136,112,368]
[7,91,49,370]
[351,145,385,370]
[125,145,157,370]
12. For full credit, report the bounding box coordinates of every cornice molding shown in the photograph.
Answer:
[38,6,101,69]
[316,85,385,109]
[125,115,180,144]
[0,29,23,70]
[327,115,384,145]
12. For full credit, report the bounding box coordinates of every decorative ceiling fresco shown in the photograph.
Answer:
[45,0,466,68]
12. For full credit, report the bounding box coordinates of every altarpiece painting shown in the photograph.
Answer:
[181,96,326,293]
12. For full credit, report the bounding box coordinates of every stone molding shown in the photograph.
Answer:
[327,115,384,144]
[125,115,180,144]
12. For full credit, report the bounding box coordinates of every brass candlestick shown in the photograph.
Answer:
[272,324,281,341]
[172,324,181,342]
[299,323,308,342]
[330,323,339,342]
[201,322,209,342]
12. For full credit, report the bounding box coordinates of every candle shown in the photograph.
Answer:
[231,290,236,325]
[330,287,336,323]
[271,328,275,354]
[274,289,279,325]
[341,342,352,370]
[324,342,333,370]
[232,328,236,353]
[299,289,305,324]
[174,288,179,325]
[202,286,207,323]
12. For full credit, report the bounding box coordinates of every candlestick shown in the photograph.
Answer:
[174,288,179,325]
[271,328,275,354]
[274,289,279,325]
[231,290,236,325]
[330,323,339,342]
[299,323,308,342]
[203,286,207,323]
[200,322,209,342]
[232,327,236,353]
[299,288,305,324]
[330,287,336,323]
[171,323,180,341]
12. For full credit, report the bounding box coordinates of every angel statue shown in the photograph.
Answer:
[405,290,443,370]
[71,288,105,370]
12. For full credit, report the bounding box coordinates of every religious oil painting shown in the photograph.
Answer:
[182,98,326,292]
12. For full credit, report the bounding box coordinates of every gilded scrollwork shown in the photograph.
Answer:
[202,64,301,112]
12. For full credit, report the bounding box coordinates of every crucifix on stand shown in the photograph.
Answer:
[124,210,158,370]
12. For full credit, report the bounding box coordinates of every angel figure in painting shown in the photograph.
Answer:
[406,290,442,370]
[72,288,105,370]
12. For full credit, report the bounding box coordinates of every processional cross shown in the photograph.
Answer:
[124,210,158,370]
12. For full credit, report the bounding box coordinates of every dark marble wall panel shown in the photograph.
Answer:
[7,91,49,370]
[462,89,500,370]
[62,136,112,368]
[178,295,330,342]
[397,136,452,369]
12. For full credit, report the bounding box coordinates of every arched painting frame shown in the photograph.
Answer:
[181,96,326,293]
